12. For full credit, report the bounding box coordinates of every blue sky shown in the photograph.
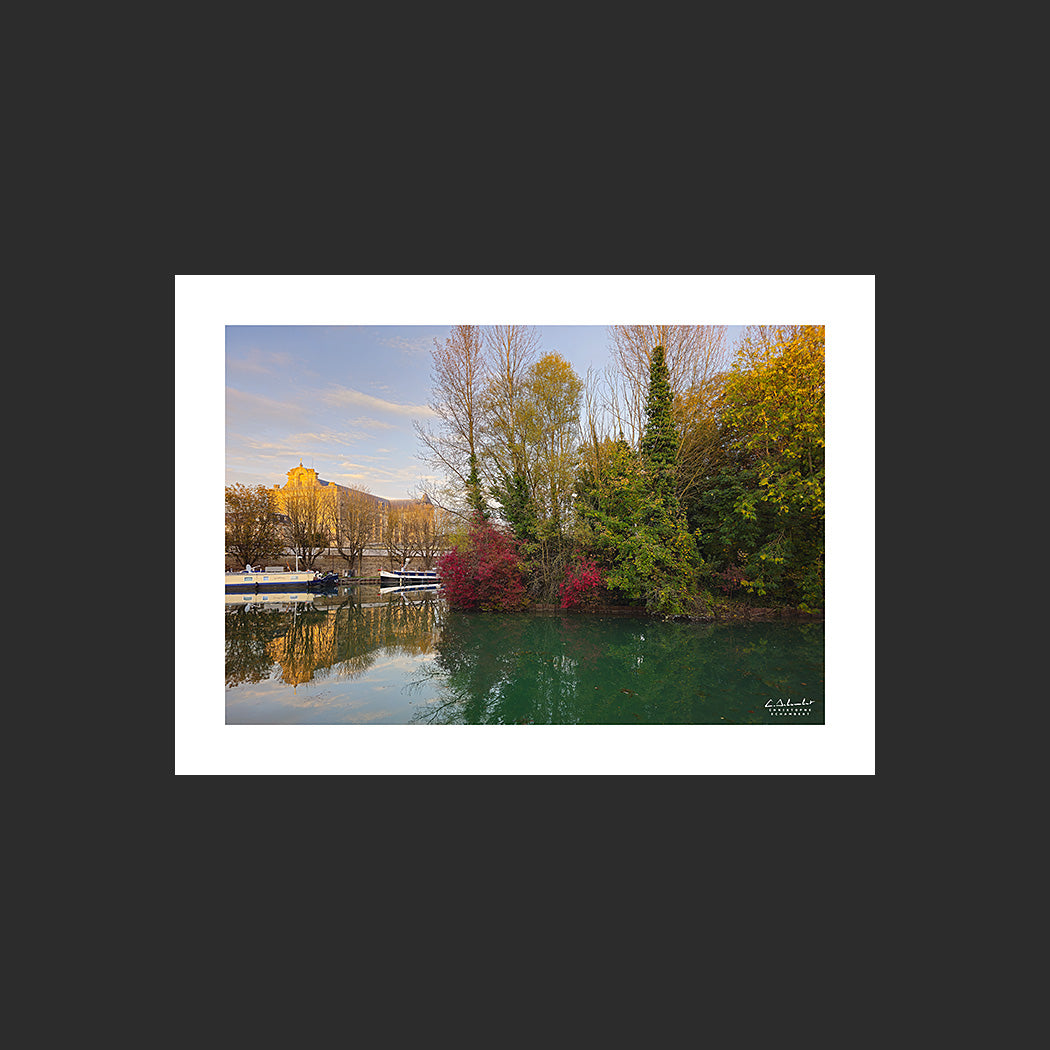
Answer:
[224,322,745,500]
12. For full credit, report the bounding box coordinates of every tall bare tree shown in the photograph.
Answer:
[382,504,418,570]
[480,324,540,481]
[281,485,335,569]
[414,324,488,517]
[334,487,381,576]
[407,500,451,569]
[604,325,731,447]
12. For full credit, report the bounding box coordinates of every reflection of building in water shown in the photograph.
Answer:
[273,462,434,546]
[268,597,443,687]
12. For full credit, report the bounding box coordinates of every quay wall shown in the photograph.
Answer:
[225,551,446,577]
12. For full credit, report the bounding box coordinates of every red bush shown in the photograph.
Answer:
[715,563,747,594]
[559,557,603,610]
[438,516,527,612]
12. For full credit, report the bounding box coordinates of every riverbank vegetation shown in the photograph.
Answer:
[427,325,824,619]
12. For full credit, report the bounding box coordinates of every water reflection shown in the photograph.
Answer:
[409,612,824,725]
[225,587,824,725]
[225,586,443,692]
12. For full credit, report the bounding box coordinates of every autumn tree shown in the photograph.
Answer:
[521,353,583,538]
[281,484,335,570]
[334,487,381,576]
[225,484,284,569]
[410,500,452,569]
[382,504,417,569]
[485,351,583,601]
[480,324,540,531]
[689,325,825,609]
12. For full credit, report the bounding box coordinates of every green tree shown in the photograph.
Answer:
[487,352,583,602]
[640,345,678,500]
[692,325,825,609]
[521,353,583,537]
[576,346,699,616]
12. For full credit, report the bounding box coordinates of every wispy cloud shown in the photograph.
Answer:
[226,348,295,375]
[321,386,436,418]
[226,387,305,426]
[376,332,433,355]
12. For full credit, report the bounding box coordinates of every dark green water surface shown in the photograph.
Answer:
[225,587,824,725]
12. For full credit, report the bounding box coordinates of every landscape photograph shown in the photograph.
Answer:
[176,276,873,774]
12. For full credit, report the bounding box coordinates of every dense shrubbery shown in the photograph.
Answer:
[685,326,825,611]
[558,557,603,610]
[574,348,700,616]
[430,328,824,617]
[437,515,527,612]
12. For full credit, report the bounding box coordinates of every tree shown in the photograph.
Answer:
[576,347,699,616]
[639,345,678,500]
[480,325,540,539]
[281,484,334,569]
[693,325,825,609]
[673,376,727,506]
[334,487,381,576]
[481,324,540,486]
[382,504,417,570]
[604,324,730,446]
[486,351,583,603]
[415,325,488,518]
[225,484,284,568]
[410,500,452,569]
[520,352,583,538]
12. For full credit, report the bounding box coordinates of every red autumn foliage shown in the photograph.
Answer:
[559,557,603,610]
[716,563,747,594]
[437,515,527,612]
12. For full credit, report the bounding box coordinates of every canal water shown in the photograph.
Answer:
[225,586,824,726]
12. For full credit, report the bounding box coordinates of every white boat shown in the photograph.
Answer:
[379,582,441,595]
[379,568,440,585]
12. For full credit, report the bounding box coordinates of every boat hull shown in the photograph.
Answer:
[379,583,442,595]
[225,571,332,593]
[379,570,440,585]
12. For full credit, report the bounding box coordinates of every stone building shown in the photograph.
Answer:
[272,462,433,547]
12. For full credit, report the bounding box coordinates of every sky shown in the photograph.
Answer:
[223,322,745,501]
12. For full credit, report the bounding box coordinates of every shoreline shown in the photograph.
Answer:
[518,602,823,624]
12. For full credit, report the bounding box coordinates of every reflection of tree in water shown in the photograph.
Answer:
[225,604,322,688]
[412,613,824,725]
[225,593,445,690]
[409,612,530,724]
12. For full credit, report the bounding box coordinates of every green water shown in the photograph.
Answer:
[225,588,823,726]
[225,587,823,725]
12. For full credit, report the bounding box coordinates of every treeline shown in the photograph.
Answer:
[225,483,449,573]
[422,325,824,616]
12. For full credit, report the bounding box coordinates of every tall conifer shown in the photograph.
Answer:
[640,345,679,503]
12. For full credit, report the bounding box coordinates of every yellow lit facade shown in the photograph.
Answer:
[272,462,432,545]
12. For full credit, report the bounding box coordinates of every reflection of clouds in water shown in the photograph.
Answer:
[226,595,450,724]
[227,650,444,725]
